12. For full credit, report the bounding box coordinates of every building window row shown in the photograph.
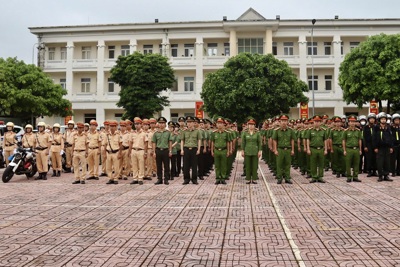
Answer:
[308,75,333,91]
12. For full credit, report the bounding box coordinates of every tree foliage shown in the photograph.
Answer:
[201,53,308,124]
[0,57,72,121]
[111,52,175,119]
[339,33,400,113]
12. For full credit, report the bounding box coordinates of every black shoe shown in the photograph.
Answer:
[341,173,346,177]
[123,177,128,180]
[138,181,143,185]
[246,181,252,184]
[182,182,189,185]
[57,171,61,177]
[199,177,204,180]
[347,178,352,183]
[114,180,118,184]
[336,174,341,178]
[325,168,329,171]
[241,173,246,177]
[130,180,139,184]
[51,171,56,177]
[192,181,198,185]
[251,181,257,184]
[318,179,326,183]
[152,173,156,177]
[87,176,95,180]
[106,180,115,184]
[215,180,221,185]
[384,176,393,182]
[80,181,85,184]
[277,180,282,184]
[310,179,317,183]
[170,177,174,181]
[371,172,378,177]
[353,178,362,182]
[72,180,80,184]
[42,174,47,180]
[285,180,293,184]
[154,180,163,185]
[94,177,99,180]
[367,172,372,177]
[164,180,169,185]
[143,176,152,180]
[392,173,396,177]
[100,173,107,177]
[332,171,337,175]
[35,173,42,180]
[301,171,305,175]
[378,176,383,182]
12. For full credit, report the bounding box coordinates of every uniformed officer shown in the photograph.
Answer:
[210,117,230,185]
[149,118,158,177]
[306,115,328,183]
[86,120,101,180]
[63,120,76,173]
[181,116,202,185]
[342,115,362,182]
[119,120,130,180]
[3,122,17,166]
[103,120,122,184]
[130,117,148,185]
[50,123,64,177]
[373,112,394,182]
[168,121,179,179]
[363,113,377,177]
[152,117,172,185]
[142,119,153,180]
[22,124,35,150]
[35,122,52,180]
[272,115,296,184]
[71,122,88,184]
[99,120,110,177]
[329,116,345,178]
[84,123,90,133]
[390,113,400,176]
[241,118,262,184]
[176,117,186,175]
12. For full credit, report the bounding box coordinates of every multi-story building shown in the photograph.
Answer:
[30,8,396,124]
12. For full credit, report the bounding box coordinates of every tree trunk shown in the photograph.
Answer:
[387,100,391,114]
[378,100,383,112]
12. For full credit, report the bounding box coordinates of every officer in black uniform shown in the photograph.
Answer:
[373,112,393,182]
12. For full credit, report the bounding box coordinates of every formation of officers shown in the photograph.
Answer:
[1,111,398,185]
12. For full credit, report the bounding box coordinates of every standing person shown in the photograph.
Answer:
[342,115,362,182]
[86,120,102,180]
[241,118,262,184]
[129,117,148,185]
[373,112,394,182]
[22,124,35,149]
[364,113,377,177]
[100,121,110,177]
[197,119,207,180]
[181,116,202,185]
[103,120,122,184]
[176,116,186,175]
[63,120,76,173]
[168,121,178,180]
[330,116,345,178]
[3,122,17,166]
[152,117,172,185]
[210,117,230,185]
[390,113,400,177]
[118,121,130,180]
[50,123,64,177]
[272,115,295,184]
[142,119,153,180]
[306,115,328,183]
[71,123,88,184]
[35,122,52,180]
[84,123,90,133]
[149,118,158,178]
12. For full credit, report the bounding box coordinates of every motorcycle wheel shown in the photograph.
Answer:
[26,164,37,178]
[2,166,15,183]
[62,153,68,171]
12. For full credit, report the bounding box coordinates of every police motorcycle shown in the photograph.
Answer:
[2,143,37,183]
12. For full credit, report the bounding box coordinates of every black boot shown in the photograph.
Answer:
[57,171,61,177]
[35,173,42,180]
[42,173,47,180]
[51,170,56,177]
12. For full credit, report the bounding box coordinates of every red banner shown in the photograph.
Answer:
[300,102,308,119]
[195,102,204,119]
[64,116,72,125]
[369,100,378,114]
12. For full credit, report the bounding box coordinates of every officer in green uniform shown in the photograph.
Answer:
[329,116,345,178]
[241,118,262,184]
[152,117,173,185]
[181,116,202,185]
[342,115,362,182]
[210,117,231,185]
[272,115,296,184]
[306,115,328,183]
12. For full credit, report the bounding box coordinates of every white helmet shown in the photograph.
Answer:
[358,115,367,121]
[6,122,14,127]
[67,120,75,125]
[25,124,33,129]
[377,112,387,121]
[392,113,400,120]
[367,113,377,119]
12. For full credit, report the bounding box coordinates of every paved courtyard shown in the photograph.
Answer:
[0,156,399,267]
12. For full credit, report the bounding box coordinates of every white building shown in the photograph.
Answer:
[29,8,397,124]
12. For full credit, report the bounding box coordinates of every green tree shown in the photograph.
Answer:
[201,53,308,124]
[0,57,72,122]
[111,52,175,119]
[339,33,400,113]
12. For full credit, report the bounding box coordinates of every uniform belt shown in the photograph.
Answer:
[132,147,144,151]
[5,144,15,147]
[311,146,323,150]
[89,147,99,149]
[156,147,167,150]
[185,147,197,150]
[74,149,86,152]
[123,146,130,150]
[65,144,73,147]
[347,146,358,149]
[35,147,48,150]
[107,149,119,153]
[215,148,226,151]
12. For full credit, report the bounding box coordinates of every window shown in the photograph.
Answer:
[60,47,67,60]
[307,42,317,55]
[272,42,277,55]
[171,44,178,57]
[48,47,55,60]
[84,114,96,124]
[184,77,195,92]
[350,42,360,50]
[324,42,331,55]
[159,44,163,54]
[184,44,194,57]
[115,113,123,122]
[308,75,318,91]
[171,77,178,91]
[171,113,178,123]
[60,78,66,89]
[224,43,230,56]
[81,78,91,93]
[121,45,130,56]
[82,46,91,59]
[207,43,218,56]
[283,42,294,55]
[341,43,344,55]
[108,78,114,93]
[108,46,115,59]
[238,38,264,54]
[325,75,332,90]
[143,45,153,54]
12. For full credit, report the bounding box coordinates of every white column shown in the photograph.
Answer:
[298,35,307,82]
[265,29,273,54]
[333,35,342,95]
[130,39,137,54]
[195,37,204,97]
[97,40,105,98]
[229,29,237,56]
[96,107,106,125]
[66,41,74,96]
[162,34,170,57]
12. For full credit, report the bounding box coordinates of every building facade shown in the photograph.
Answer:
[29,8,398,124]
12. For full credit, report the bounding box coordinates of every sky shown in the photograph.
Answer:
[1,0,399,64]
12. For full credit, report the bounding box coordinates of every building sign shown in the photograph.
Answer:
[300,102,308,119]
[369,100,378,114]
[195,101,204,119]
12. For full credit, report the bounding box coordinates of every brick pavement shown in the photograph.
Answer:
[0,157,399,267]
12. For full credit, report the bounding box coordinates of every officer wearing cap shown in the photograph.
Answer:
[210,117,231,184]
[3,122,17,166]
[176,117,186,175]
[118,120,130,181]
[149,118,158,178]
[390,113,400,176]
[152,117,172,185]
[64,120,76,173]
[129,117,148,185]
[329,116,345,178]
[99,120,110,177]
[168,121,179,179]
[84,123,90,133]
[181,116,203,185]
[272,115,296,184]
[50,123,64,177]
[142,119,153,180]
[241,118,262,184]
[86,120,102,180]
[103,120,123,184]
[363,113,377,177]
[373,112,393,182]
[306,115,328,183]
[35,121,52,180]
[343,115,362,182]
[72,122,88,184]
[22,124,35,149]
